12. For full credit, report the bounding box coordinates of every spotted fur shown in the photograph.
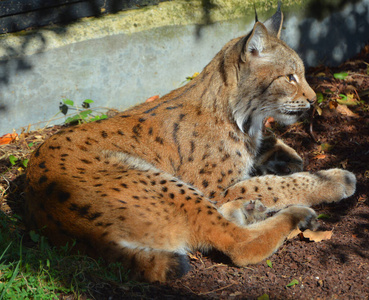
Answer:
[25,6,356,282]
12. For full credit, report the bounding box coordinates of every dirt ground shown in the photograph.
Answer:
[1,45,369,299]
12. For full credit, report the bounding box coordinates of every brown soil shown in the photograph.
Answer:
[1,46,369,299]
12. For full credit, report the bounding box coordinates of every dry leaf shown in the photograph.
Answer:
[335,104,360,118]
[329,100,338,109]
[316,106,323,116]
[0,133,18,145]
[188,253,199,260]
[287,228,301,240]
[145,95,160,102]
[264,117,275,128]
[287,228,333,242]
[313,154,326,160]
[302,229,333,242]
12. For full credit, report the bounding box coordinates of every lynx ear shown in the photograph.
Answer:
[263,2,283,38]
[242,22,269,61]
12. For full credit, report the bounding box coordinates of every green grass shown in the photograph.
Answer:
[0,212,130,299]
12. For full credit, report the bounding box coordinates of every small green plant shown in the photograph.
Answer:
[317,213,331,219]
[286,279,299,288]
[8,155,28,168]
[316,92,325,104]
[59,99,108,125]
[333,72,348,80]
[257,294,270,300]
[266,259,273,268]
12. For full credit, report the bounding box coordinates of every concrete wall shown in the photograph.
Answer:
[1,0,368,134]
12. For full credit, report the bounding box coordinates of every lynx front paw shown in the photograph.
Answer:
[254,138,303,176]
[279,205,318,231]
[218,200,267,227]
[316,169,356,201]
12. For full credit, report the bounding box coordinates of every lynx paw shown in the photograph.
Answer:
[254,138,303,176]
[279,205,318,231]
[218,200,267,227]
[316,169,356,200]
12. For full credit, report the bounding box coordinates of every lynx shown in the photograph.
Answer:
[25,5,356,282]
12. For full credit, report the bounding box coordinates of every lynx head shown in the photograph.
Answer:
[228,4,316,136]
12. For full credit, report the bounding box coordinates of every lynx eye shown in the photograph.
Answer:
[286,74,296,82]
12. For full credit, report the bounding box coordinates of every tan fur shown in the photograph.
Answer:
[25,7,356,282]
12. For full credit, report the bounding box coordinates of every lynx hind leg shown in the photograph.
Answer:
[104,246,190,282]
[218,200,267,227]
[254,136,303,176]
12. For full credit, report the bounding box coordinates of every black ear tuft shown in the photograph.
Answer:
[254,5,259,23]
[263,1,283,38]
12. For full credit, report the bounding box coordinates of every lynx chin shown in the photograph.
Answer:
[25,4,356,282]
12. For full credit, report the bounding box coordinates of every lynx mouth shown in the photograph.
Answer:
[283,110,304,116]
[279,106,310,117]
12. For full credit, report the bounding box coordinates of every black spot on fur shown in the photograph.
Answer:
[57,191,71,203]
[155,137,164,144]
[48,145,61,150]
[132,124,142,138]
[229,131,240,142]
[45,182,56,196]
[80,159,92,164]
[38,175,48,184]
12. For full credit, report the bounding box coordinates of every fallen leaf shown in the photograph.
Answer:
[320,143,333,152]
[230,291,243,296]
[264,117,275,128]
[0,133,18,145]
[335,104,360,118]
[329,100,338,109]
[313,154,326,160]
[145,95,160,102]
[188,253,198,260]
[287,228,333,242]
[302,229,333,242]
[316,106,323,116]
[340,158,348,169]
[287,228,301,239]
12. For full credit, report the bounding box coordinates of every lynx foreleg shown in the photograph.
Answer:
[218,169,356,210]
[206,205,318,266]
